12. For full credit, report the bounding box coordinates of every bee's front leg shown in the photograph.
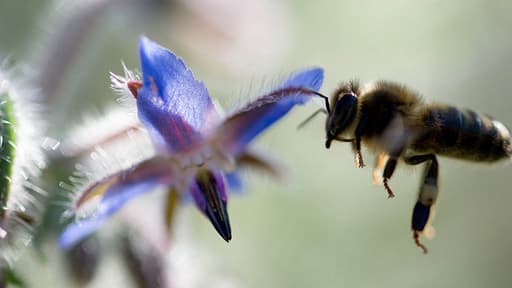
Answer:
[352,138,365,168]
[353,113,369,168]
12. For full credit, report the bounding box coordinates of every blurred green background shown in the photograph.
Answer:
[1,0,512,287]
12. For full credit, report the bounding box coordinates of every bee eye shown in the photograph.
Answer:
[335,93,357,109]
[332,93,358,124]
[325,93,358,145]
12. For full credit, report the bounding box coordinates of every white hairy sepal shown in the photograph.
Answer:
[59,107,155,220]
[0,64,46,266]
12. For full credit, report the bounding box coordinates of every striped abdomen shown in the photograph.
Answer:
[411,105,512,161]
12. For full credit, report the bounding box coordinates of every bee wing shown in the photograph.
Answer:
[379,114,417,155]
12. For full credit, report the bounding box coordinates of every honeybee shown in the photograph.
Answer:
[306,80,512,253]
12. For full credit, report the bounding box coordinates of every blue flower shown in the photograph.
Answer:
[59,36,324,248]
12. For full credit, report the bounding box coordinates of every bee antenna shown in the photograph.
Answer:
[311,91,331,114]
[297,108,328,130]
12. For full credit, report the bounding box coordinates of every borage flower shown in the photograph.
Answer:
[59,36,324,248]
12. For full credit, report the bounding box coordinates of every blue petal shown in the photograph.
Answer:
[59,180,157,248]
[216,68,324,155]
[137,97,202,152]
[137,36,219,152]
[59,158,175,248]
[59,217,103,249]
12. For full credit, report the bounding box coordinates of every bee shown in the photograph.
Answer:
[304,80,512,253]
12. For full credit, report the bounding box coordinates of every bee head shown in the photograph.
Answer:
[325,85,359,148]
[296,81,359,148]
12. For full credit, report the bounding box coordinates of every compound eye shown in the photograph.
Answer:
[325,93,358,143]
[332,93,358,124]
[335,93,357,109]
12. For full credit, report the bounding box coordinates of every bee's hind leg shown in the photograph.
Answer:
[404,154,439,254]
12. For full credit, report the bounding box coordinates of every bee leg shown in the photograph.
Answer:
[404,154,439,254]
[381,127,408,198]
[382,159,398,198]
[352,138,365,168]
[353,113,369,168]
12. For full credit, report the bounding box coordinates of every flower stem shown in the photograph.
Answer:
[0,92,16,218]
